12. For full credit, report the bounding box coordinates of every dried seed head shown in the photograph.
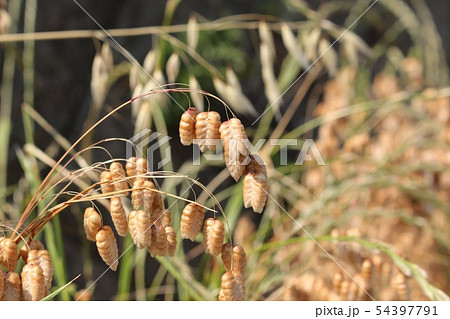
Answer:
[220,271,244,301]
[165,226,177,257]
[195,111,221,152]
[163,210,172,227]
[95,226,119,271]
[203,218,224,256]
[22,263,46,301]
[125,157,137,185]
[180,203,204,241]
[110,162,129,195]
[148,225,168,257]
[136,158,148,177]
[20,239,45,261]
[339,280,350,300]
[83,207,103,242]
[1,271,21,301]
[221,243,233,271]
[393,273,410,301]
[131,179,144,210]
[0,238,18,271]
[243,157,268,213]
[128,210,152,249]
[27,250,53,290]
[219,119,249,181]
[144,180,157,217]
[179,107,197,146]
[100,170,115,194]
[109,197,128,237]
[231,245,246,277]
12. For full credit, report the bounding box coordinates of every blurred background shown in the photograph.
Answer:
[0,0,449,300]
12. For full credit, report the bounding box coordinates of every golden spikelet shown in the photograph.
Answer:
[128,210,152,249]
[143,180,157,216]
[393,273,410,301]
[83,207,103,242]
[109,197,128,236]
[1,271,21,301]
[180,203,204,241]
[221,243,232,271]
[136,157,148,178]
[231,245,246,297]
[220,271,244,301]
[203,218,224,256]
[100,170,114,194]
[195,111,221,152]
[110,162,129,195]
[0,238,18,271]
[148,224,168,257]
[163,210,172,227]
[131,179,144,210]
[243,157,268,213]
[179,107,197,146]
[20,239,44,261]
[27,250,53,291]
[125,157,137,185]
[219,118,249,181]
[22,263,46,301]
[95,226,119,271]
[165,226,177,257]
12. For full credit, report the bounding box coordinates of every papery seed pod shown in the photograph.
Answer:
[22,263,46,301]
[131,179,144,210]
[220,271,244,301]
[231,245,246,276]
[27,250,53,290]
[148,225,168,257]
[110,162,129,195]
[219,119,249,181]
[179,107,197,146]
[231,245,246,297]
[20,239,45,261]
[136,157,148,178]
[144,180,157,217]
[1,271,21,301]
[165,226,177,257]
[83,207,103,242]
[218,288,225,301]
[203,218,224,256]
[221,243,233,271]
[163,210,172,227]
[195,111,221,152]
[109,197,128,236]
[394,273,410,301]
[243,157,268,213]
[128,210,152,249]
[0,269,3,298]
[95,226,119,271]
[0,236,3,265]
[180,203,204,241]
[125,157,137,185]
[361,258,373,286]
[0,238,18,271]
[100,170,115,194]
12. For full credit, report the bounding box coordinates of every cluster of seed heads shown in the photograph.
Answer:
[219,244,246,301]
[0,238,53,301]
[179,108,268,213]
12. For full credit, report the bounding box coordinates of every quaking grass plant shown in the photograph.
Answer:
[0,86,266,301]
[1,0,449,301]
